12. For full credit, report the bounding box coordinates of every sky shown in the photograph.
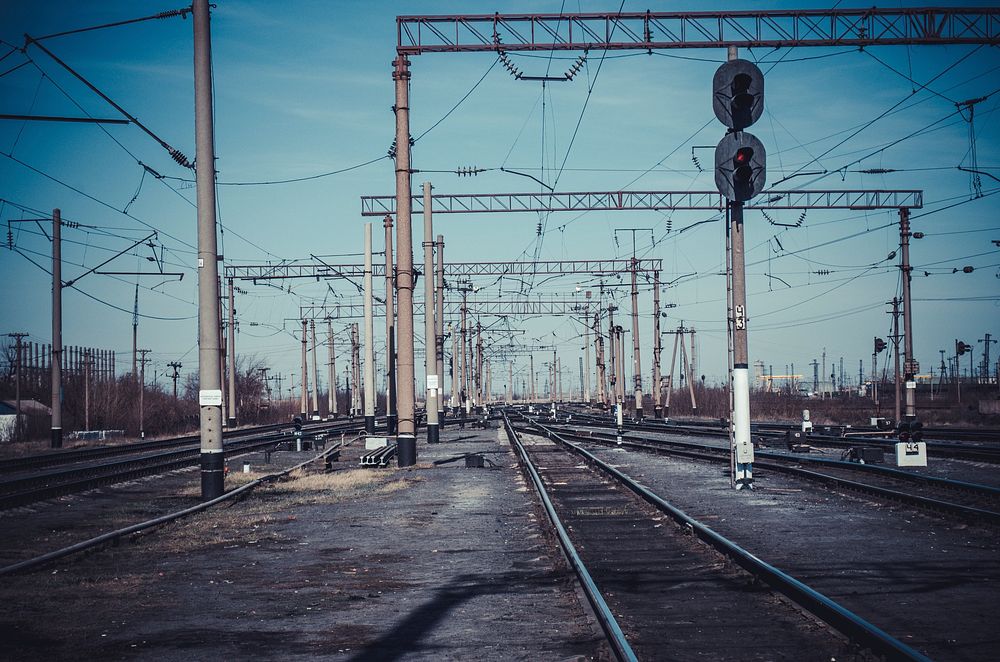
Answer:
[1,1,998,401]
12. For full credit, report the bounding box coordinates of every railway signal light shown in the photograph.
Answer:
[715,132,767,202]
[712,59,764,131]
[896,420,911,443]
[874,337,887,354]
[956,340,970,356]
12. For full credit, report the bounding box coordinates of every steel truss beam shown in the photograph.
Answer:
[226,258,662,281]
[300,299,584,319]
[361,190,922,216]
[396,9,1000,54]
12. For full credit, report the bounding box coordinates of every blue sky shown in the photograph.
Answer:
[2,1,998,398]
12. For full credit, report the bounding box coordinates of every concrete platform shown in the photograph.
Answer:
[0,425,607,660]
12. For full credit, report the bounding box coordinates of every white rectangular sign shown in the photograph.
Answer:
[427,374,439,389]
[199,389,223,406]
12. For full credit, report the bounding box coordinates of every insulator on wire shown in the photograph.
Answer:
[169,148,193,169]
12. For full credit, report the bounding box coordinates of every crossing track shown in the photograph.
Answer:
[0,419,364,510]
[0,418,358,474]
[0,440,351,577]
[538,421,1000,526]
[502,411,932,662]
[559,409,1000,464]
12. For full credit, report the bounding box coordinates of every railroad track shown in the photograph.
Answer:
[503,412,931,661]
[558,410,1000,464]
[537,422,1000,526]
[0,418,361,474]
[0,420,364,510]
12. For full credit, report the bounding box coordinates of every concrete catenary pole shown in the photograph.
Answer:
[193,0,224,494]
[451,330,459,413]
[84,349,90,431]
[529,353,536,402]
[300,319,309,419]
[460,290,469,411]
[630,258,644,418]
[138,349,149,438]
[594,312,606,407]
[899,208,917,420]
[435,234,446,427]
[227,278,237,426]
[310,319,320,418]
[392,54,417,466]
[51,209,63,448]
[363,223,376,433]
[327,319,338,418]
[9,333,26,440]
[652,271,663,418]
[383,214,397,434]
[218,277,227,425]
[583,312,591,403]
[422,183,440,442]
[50,209,63,448]
[352,323,361,416]
[476,323,484,410]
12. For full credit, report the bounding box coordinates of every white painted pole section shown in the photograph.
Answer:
[363,223,376,432]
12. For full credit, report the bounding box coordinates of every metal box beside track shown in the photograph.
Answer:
[895,441,927,467]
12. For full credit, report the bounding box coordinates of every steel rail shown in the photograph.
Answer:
[0,435,287,510]
[0,418,350,474]
[0,440,351,577]
[523,416,933,662]
[569,414,1000,464]
[542,424,1000,524]
[501,412,638,662]
[554,421,1000,498]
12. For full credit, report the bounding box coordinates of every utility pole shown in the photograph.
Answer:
[363,222,376,433]
[980,333,996,385]
[84,349,91,431]
[899,208,917,420]
[8,333,26,441]
[351,322,361,417]
[476,322,484,411]
[811,359,819,394]
[652,272,662,417]
[300,319,309,419]
[227,278,237,426]
[460,284,470,413]
[630,258,644,418]
[435,234,445,428]
[383,214,397,434]
[583,309,592,404]
[529,353,536,403]
[607,305,617,410]
[132,284,139,379]
[51,209,63,449]
[422,182,439,442]
[310,319,320,419]
[392,53,417,467]
[194,0,223,500]
[168,361,182,400]
[594,311,606,407]
[218,279,227,426]
[451,329,459,412]
[327,319,338,418]
[892,297,901,423]
[138,349,150,438]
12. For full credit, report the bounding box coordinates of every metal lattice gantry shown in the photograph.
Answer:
[300,298,588,320]
[225,258,663,282]
[396,8,1000,54]
[361,190,923,216]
